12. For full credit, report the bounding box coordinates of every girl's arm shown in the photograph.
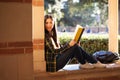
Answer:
[55,40,76,54]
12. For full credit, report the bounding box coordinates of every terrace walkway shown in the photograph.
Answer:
[34,62,120,80]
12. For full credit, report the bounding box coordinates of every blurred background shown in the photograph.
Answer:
[44,0,109,34]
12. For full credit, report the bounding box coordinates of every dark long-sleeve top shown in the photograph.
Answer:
[45,34,70,72]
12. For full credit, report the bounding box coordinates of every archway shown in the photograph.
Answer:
[32,0,119,73]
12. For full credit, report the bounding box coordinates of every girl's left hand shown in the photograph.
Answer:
[77,41,80,46]
[69,40,76,47]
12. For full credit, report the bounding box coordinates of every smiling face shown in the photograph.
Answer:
[45,18,54,32]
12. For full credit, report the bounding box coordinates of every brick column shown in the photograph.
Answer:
[0,1,33,80]
[108,0,119,53]
[32,0,46,72]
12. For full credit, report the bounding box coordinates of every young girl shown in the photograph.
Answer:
[44,14,106,72]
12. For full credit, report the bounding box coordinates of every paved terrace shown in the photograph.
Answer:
[34,63,120,80]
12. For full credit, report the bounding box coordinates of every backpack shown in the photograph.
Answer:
[92,50,120,63]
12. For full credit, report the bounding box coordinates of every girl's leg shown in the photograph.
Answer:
[78,46,106,68]
[56,44,86,71]
[78,46,97,63]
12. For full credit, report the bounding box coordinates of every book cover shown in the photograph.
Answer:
[73,25,85,43]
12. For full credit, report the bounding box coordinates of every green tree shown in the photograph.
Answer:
[44,0,108,28]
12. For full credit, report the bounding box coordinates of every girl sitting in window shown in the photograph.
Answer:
[44,14,106,72]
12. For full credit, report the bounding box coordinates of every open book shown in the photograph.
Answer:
[73,25,85,43]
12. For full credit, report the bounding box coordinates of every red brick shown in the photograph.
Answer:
[32,0,44,6]
[33,39,44,44]
[0,0,32,3]
[33,45,44,50]
[22,0,32,3]
[0,0,21,2]
[8,41,33,47]
[0,48,24,54]
[0,42,7,48]
[25,47,33,53]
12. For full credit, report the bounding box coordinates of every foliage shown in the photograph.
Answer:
[59,34,120,54]
[81,38,108,54]
[59,35,120,64]
[44,0,108,27]
[59,35,109,64]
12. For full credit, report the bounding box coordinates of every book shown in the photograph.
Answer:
[73,25,85,43]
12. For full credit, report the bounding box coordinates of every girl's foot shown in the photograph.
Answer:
[80,62,94,69]
[93,61,106,68]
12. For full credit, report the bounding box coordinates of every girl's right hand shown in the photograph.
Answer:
[69,40,76,47]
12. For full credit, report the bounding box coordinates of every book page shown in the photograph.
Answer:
[73,25,85,43]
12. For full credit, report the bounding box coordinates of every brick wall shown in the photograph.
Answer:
[0,0,31,3]
[0,41,33,54]
[0,1,33,80]
[32,0,46,72]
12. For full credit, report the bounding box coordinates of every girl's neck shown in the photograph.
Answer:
[48,31,53,37]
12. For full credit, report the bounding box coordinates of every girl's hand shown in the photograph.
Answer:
[77,41,80,46]
[69,40,76,47]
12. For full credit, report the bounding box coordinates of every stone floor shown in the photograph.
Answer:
[34,62,120,80]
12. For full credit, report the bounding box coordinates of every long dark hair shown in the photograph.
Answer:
[44,14,58,47]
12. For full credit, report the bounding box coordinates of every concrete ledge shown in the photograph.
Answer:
[34,63,120,80]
